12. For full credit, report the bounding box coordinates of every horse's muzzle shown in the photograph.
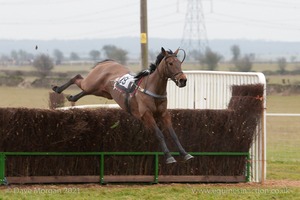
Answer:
[177,78,187,87]
[176,73,187,88]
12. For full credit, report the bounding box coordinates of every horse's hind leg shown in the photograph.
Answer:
[67,91,87,102]
[52,74,83,93]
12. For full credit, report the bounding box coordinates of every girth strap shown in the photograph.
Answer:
[124,93,131,114]
[138,87,167,99]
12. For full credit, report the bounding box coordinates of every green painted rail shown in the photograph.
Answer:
[0,152,250,185]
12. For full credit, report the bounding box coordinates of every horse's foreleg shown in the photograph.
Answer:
[167,126,194,161]
[142,111,176,164]
[162,113,194,161]
[154,125,176,164]
[52,74,83,93]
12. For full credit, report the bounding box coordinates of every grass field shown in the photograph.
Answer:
[0,86,114,108]
[0,183,299,200]
[0,86,299,199]
[266,95,300,181]
[267,116,300,181]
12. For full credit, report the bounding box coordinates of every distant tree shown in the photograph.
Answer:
[190,49,202,62]
[0,54,9,62]
[70,52,80,61]
[234,54,253,72]
[89,50,101,61]
[102,45,128,65]
[230,45,254,72]
[290,55,296,63]
[17,50,34,65]
[33,54,54,77]
[0,54,10,65]
[26,53,34,64]
[11,50,19,64]
[200,47,222,71]
[53,49,64,65]
[17,50,26,65]
[9,49,32,65]
[277,57,287,74]
[230,45,241,62]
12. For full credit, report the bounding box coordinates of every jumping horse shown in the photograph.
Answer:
[52,47,193,164]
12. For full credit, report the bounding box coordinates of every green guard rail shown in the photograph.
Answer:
[0,152,250,185]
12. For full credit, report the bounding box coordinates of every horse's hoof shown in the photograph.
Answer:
[52,86,60,93]
[166,156,177,164]
[67,95,74,102]
[184,154,194,161]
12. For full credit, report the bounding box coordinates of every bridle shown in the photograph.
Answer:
[157,48,186,84]
[138,48,186,99]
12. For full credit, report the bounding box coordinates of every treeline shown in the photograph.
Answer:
[1,44,300,77]
[0,44,128,66]
[190,45,300,75]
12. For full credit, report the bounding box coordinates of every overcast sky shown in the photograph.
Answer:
[0,0,300,41]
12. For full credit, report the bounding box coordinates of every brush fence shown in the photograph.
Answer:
[167,70,266,183]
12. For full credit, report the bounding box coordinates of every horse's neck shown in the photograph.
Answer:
[146,66,168,95]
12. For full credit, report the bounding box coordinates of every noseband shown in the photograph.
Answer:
[170,71,184,85]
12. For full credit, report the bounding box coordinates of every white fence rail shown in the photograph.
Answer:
[267,113,300,117]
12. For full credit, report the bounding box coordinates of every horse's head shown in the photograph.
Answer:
[160,47,187,88]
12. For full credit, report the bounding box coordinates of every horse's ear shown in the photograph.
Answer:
[174,48,179,55]
[161,47,167,56]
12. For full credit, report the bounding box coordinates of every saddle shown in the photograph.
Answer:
[114,74,140,94]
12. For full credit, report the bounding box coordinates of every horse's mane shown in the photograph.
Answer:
[134,49,173,79]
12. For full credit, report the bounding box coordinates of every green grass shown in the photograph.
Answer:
[267,95,300,113]
[0,86,114,109]
[268,161,300,180]
[0,184,299,200]
[266,115,300,180]
[266,95,300,180]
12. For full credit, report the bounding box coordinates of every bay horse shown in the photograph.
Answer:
[52,47,193,164]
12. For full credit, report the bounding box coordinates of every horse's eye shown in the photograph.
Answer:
[169,62,173,66]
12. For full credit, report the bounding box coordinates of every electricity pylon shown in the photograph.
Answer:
[181,0,208,57]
